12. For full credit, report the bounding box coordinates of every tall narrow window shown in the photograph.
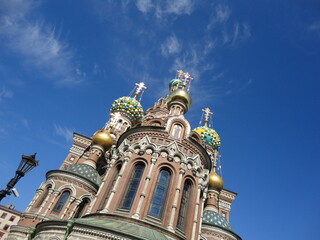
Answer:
[52,191,70,213]
[120,164,145,210]
[98,164,121,210]
[35,186,51,208]
[148,169,171,218]
[176,180,192,230]
[172,125,182,139]
[74,198,89,218]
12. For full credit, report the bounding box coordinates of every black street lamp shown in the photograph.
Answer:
[0,154,39,202]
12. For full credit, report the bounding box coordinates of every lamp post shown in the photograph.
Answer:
[0,154,39,202]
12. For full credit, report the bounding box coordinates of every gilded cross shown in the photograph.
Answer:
[202,107,213,126]
[134,82,147,98]
[177,70,184,80]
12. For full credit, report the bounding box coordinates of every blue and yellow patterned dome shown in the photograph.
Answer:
[64,164,102,186]
[169,78,183,89]
[110,96,144,123]
[193,126,220,149]
[202,210,232,230]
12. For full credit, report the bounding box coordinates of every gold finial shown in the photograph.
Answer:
[134,82,147,99]
[202,107,213,127]
[208,150,223,191]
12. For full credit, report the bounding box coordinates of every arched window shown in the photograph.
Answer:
[52,191,70,213]
[120,164,145,210]
[98,164,122,210]
[172,124,182,139]
[148,169,171,218]
[176,180,192,230]
[74,198,90,218]
[35,186,51,208]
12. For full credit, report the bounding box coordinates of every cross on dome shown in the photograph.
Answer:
[176,70,193,89]
[202,107,213,127]
[134,82,147,99]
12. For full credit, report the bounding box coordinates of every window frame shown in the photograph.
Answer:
[52,190,70,214]
[148,168,172,219]
[176,179,192,230]
[119,163,145,211]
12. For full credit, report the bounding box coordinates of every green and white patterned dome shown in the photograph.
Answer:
[193,126,221,149]
[202,210,232,230]
[64,164,102,186]
[110,96,144,123]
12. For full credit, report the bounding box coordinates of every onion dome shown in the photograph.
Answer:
[92,130,113,151]
[169,78,183,89]
[202,210,232,230]
[193,126,220,149]
[64,164,102,186]
[208,169,224,191]
[167,88,192,108]
[110,96,144,123]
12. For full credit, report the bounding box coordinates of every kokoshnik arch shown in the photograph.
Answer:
[6,70,242,240]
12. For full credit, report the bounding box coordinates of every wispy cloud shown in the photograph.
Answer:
[136,0,153,13]
[135,0,194,18]
[308,21,320,35]
[207,4,231,30]
[54,124,74,142]
[0,0,85,86]
[206,4,251,46]
[161,35,181,56]
[0,87,13,102]
[227,23,251,45]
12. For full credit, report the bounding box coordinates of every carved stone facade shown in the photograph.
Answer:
[7,75,241,240]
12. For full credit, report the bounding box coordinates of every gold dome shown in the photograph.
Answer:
[167,88,192,108]
[91,130,113,151]
[208,169,224,191]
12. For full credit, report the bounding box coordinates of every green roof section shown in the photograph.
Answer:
[75,218,173,240]
[64,164,102,186]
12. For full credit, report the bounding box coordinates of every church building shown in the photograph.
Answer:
[6,70,241,240]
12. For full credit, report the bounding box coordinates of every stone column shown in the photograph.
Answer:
[68,199,82,219]
[44,190,59,217]
[101,150,132,213]
[191,183,201,240]
[90,156,117,209]
[198,193,206,238]
[25,190,41,212]
[61,196,75,219]
[167,163,186,232]
[132,152,159,219]
[36,188,54,215]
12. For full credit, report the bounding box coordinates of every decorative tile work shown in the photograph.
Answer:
[64,164,101,186]
[202,210,232,231]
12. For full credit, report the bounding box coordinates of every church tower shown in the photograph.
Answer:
[7,71,241,240]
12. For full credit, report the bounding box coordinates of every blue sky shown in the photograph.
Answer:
[0,0,319,239]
